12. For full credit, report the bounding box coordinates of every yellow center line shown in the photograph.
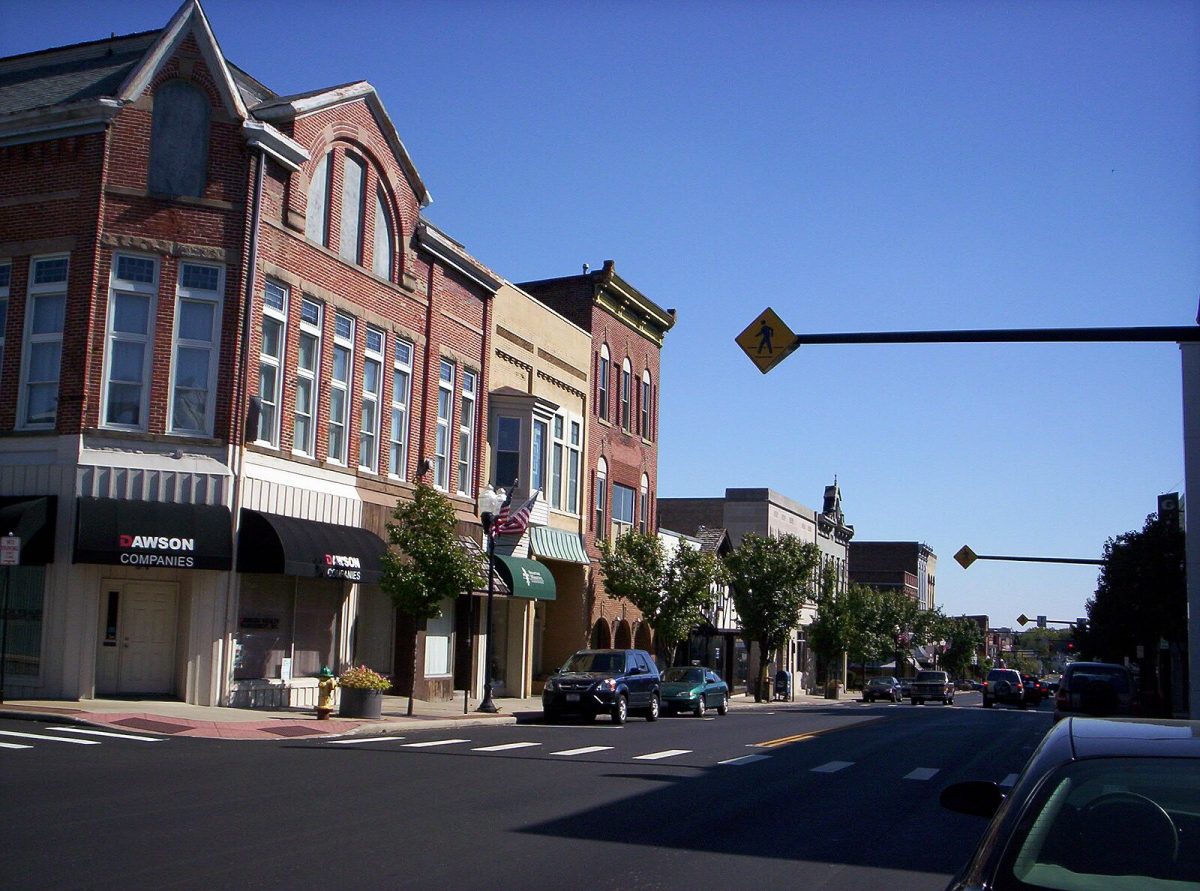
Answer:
[752,715,892,748]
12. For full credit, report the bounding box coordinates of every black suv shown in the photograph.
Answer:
[542,649,660,724]
[982,668,1026,709]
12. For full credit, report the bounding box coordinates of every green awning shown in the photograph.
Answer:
[528,526,589,565]
[493,555,557,600]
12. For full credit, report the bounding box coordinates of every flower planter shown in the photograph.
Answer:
[338,687,384,719]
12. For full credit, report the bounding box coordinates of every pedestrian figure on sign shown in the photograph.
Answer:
[757,318,774,354]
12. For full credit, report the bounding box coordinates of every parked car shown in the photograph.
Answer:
[940,716,1200,889]
[910,670,955,705]
[660,666,729,716]
[1020,673,1047,705]
[863,676,902,703]
[542,649,660,724]
[898,677,914,697]
[982,668,1025,709]
[1053,661,1136,723]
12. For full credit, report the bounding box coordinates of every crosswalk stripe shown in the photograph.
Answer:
[327,737,404,744]
[0,730,99,745]
[719,754,771,766]
[0,742,33,749]
[904,767,940,781]
[401,738,469,748]
[633,749,691,761]
[551,745,613,756]
[811,760,854,773]
[472,742,542,752]
[50,728,164,742]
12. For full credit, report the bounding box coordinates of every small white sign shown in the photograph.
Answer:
[0,535,20,567]
[280,657,293,683]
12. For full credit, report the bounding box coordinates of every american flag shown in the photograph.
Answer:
[494,490,539,536]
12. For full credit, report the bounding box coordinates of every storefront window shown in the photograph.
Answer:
[235,575,341,680]
[424,597,453,676]
[2,567,44,678]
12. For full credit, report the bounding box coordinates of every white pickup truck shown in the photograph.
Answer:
[909,670,954,705]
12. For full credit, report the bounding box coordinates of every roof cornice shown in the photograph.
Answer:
[0,99,122,146]
[415,221,501,294]
[241,120,308,172]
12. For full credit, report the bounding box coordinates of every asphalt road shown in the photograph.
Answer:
[0,691,1054,891]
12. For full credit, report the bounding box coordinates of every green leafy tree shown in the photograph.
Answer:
[599,530,722,666]
[939,615,985,680]
[380,483,483,716]
[724,532,821,701]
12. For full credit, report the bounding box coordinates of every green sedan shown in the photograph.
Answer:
[660,666,730,717]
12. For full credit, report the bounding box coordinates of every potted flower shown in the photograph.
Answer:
[337,664,392,719]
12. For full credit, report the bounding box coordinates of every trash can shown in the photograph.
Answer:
[773,670,791,701]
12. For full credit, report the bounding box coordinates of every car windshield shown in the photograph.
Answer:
[916,672,943,681]
[563,652,623,673]
[1070,667,1131,692]
[999,757,1200,889]
[869,678,892,686]
[663,668,704,683]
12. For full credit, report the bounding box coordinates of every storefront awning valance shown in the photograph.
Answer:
[493,554,556,600]
[457,535,509,595]
[0,496,57,566]
[75,497,231,570]
[529,526,589,565]
[238,509,386,584]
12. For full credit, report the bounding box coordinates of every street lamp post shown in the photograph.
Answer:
[476,485,505,714]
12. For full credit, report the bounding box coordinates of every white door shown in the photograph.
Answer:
[118,582,178,694]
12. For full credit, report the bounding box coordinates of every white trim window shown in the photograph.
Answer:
[359,326,383,472]
[594,457,608,542]
[0,261,9,370]
[328,311,354,464]
[293,297,322,457]
[639,474,650,534]
[620,357,632,432]
[256,279,287,446]
[550,414,565,510]
[434,359,454,490]
[170,262,223,436]
[597,343,610,421]
[613,482,635,536]
[389,338,413,479]
[567,419,581,515]
[493,416,520,490]
[531,416,547,496]
[19,254,68,429]
[102,255,156,430]
[641,370,652,439]
[457,369,476,497]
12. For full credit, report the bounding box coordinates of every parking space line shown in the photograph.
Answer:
[904,767,940,781]
[472,742,542,752]
[633,749,691,761]
[551,745,613,756]
[0,742,33,749]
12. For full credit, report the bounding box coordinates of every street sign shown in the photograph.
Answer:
[0,536,19,567]
[954,545,977,569]
[736,307,798,374]
[1017,614,1029,626]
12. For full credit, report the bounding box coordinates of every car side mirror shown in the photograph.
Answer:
[940,781,1005,818]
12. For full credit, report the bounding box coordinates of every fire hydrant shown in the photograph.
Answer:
[316,666,337,720]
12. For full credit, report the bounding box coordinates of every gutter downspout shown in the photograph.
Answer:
[220,146,266,706]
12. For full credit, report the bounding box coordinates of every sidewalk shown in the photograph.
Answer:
[0,688,857,741]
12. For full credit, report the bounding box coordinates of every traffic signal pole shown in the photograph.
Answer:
[1180,343,1200,719]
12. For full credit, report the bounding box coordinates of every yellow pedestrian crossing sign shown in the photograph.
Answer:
[736,307,797,374]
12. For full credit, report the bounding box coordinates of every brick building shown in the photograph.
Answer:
[0,0,504,706]
[847,541,938,611]
[519,261,675,654]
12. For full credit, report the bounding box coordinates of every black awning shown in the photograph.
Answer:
[238,509,386,584]
[0,496,57,566]
[74,497,232,570]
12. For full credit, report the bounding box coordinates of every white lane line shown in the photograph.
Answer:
[401,738,470,748]
[1000,773,1019,787]
[49,728,164,742]
[326,737,404,745]
[811,760,854,773]
[0,731,99,745]
[551,745,613,756]
[719,754,770,766]
[904,767,940,781]
[0,742,33,749]
[472,742,542,752]
[633,749,691,761]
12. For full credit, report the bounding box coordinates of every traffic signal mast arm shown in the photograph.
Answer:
[787,326,1200,346]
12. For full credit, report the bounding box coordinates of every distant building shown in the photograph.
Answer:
[848,541,937,610]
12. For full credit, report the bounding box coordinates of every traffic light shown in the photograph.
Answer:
[1066,642,1075,652]
[1159,492,1182,529]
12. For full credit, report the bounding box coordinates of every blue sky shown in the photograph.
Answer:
[4,0,1198,630]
